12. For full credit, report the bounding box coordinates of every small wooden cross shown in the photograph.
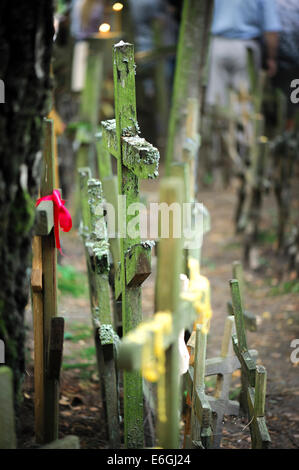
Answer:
[247,365,271,448]
[230,279,271,448]
[101,41,159,448]
[205,316,240,448]
[185,326,213,449]
[187,314,257,447]
[78,168,121,447]
[230,279,257,414]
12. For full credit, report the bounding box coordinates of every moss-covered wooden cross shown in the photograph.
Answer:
[230,279,271,448]
[101,41,159,448]
[184,326,213,449]
[78,168,120,447]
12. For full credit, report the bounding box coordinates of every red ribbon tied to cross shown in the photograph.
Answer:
[36,190,72,254]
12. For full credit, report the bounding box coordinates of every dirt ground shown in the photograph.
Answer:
[17,175,299,449]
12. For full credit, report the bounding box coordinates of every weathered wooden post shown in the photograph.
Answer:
[101,41,159,448]
[155,178,184,448]
[32,118,64,444]
[0,367,16,449]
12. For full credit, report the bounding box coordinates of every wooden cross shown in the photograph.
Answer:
[118,177,198,448]
[230,278,257,414]
[31,118,64,444]
[203,316,240,448]
[95,132,121,334]
[101,41,159,448]
[186,314,258,447]
[184,326,213,449]
[247,365,271,448]
[230,279,271,448]
[78,168,120,448]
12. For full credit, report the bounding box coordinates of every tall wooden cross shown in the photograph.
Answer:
[101,41,159,448]
[31,119,64,444]
[118,177,197,448]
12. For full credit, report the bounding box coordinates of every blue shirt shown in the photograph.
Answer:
[211,0,282,39]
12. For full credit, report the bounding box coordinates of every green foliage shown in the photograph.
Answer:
[62,362,96,370]
[56,0,69,15]
[257,229,277,245]
[269,279,299,296]
[57,265,88,298]
[201,257,216,270]
[80,346,96,361]
[229,386,241,401]
[202,172,214,186]
[64,326,92,342]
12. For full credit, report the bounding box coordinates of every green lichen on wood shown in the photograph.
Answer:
[78,167,92,238]
[125,243,151,287]
[99,324,115,345]
[101,119,159,179]
[101,119,118,158]
[122,135,159,179]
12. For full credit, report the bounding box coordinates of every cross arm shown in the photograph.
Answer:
[232,335,256,387]
[101,119,159,179]
[117,304,196,371]
[193,388,212,430]
[34,200,54,236]
[205,349,258,376]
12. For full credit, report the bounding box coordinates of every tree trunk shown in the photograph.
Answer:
[0,1,54,397]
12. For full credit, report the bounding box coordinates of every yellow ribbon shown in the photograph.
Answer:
[124,311,173,423]
[181,258,213,334]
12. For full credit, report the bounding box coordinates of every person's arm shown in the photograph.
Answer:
[264,31,279,77]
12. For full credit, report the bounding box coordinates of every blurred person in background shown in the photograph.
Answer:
[71,0,105,39]
[273,0,299,129]
[206,0,281,108]
[128,0,179,97]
